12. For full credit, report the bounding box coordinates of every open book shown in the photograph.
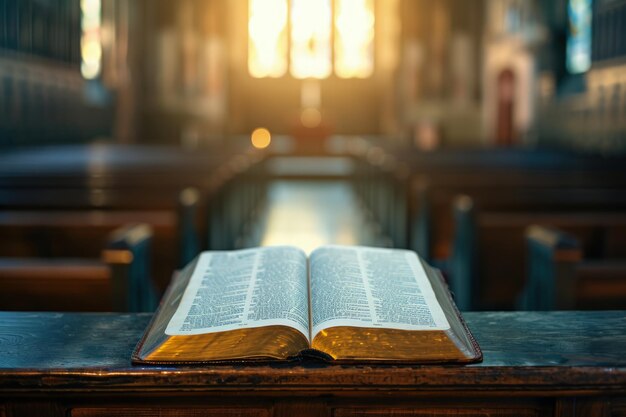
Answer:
[133,246,481,364]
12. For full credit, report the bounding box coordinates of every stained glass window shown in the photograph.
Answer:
[81,0,102,79]
[566,0,593,74]
[248,0,289,78]
[248,0,375,79]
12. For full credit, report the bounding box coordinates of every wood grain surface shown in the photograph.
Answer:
[0,311,625,394]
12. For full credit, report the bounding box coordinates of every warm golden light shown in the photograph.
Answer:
[251,128,272,149]
[247,0,376,79]
[301,79,322,108]
[335,0,375,78]
[248,0,289,78]
[300,108,322,128]
[81,0,102,79]
[290,0,332,79]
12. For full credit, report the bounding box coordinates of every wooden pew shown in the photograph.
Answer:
[350,144,626,260]
[444,195,626,310]
[205,151,269,250]
[0,144,268,288]
[413,181,626,262]
[334,144,626,312]
[351,142,411,248]
[519,225,626,310]
[0,187,202,292]
[417,185,626,258]
[397,149,626,261]
[0,143,264,212]
[0,223,157,312]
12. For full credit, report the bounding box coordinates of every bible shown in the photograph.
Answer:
[133,245,481,364]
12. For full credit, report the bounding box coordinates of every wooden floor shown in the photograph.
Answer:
[249,180,388,254]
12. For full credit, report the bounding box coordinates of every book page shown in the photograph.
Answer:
[165,246,310,340]
[310,245,450,337]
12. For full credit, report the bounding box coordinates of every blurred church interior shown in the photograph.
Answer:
[1,0,626,313]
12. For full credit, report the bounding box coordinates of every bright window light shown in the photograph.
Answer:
[247,0,375,79]
[81,0,102,80]
[248,0,289,78]
[290,0,332,79]
[566,0,593,74]
[334,0,375,78]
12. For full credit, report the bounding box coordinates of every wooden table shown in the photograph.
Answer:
[1,311,625,416]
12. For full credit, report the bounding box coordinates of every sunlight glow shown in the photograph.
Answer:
[334,0,375,78]
[300,108,322,128]
[290,0,332,79]
[248,0,376,79]
[248,0,288,78]
[81,0,102,79]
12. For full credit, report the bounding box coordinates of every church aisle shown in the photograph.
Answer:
[245,180,388,254]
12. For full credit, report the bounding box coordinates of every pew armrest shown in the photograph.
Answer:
[448,195,478,311]
[177,187,201,267]
[105,223,157,312]
[520,225,582,310]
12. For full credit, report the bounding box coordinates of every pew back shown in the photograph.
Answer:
[521,225,626,310]
[0,223,157,312]
[401,149,626,261]
[446,196,626,310]
[0,144,268,289]
[0,259,112,311]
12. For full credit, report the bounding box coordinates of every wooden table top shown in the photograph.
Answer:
[1,311,625,394]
